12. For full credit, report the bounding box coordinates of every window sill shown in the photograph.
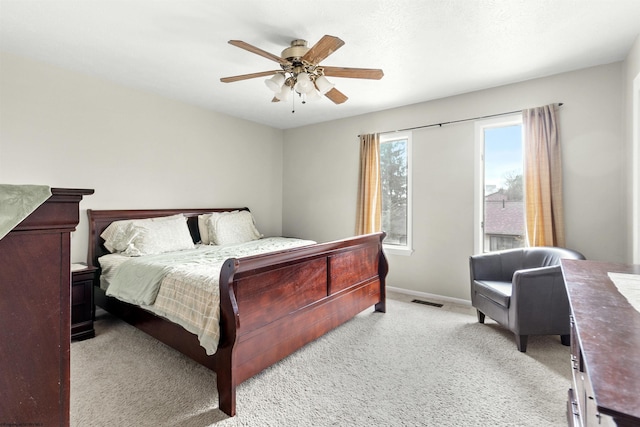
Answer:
[383,245,414,256]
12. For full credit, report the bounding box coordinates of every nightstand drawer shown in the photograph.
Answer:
[72,281,89,303]
[71,264,98,340]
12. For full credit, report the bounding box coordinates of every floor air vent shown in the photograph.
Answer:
[411,299,443,308]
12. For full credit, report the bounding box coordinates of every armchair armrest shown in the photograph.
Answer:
[513,264,561,280]
[509,265,570,335]
[512,265,563,300]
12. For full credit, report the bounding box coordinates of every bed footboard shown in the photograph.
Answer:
[216,232,387,416]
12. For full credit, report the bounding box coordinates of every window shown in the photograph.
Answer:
[380,131,412,255]
[474,115,524,253]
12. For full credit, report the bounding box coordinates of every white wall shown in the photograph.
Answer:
[0,52,285,263]
[1,51,632,302]
[623,35,640,263]
[283,63,627,301]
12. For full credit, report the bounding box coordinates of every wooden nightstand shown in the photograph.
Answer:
[71,263,98,340]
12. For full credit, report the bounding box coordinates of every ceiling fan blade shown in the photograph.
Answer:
[228,40,290,65]
[302,35,345,65]
[220,70,281,83]
[324,87,348,104]
[322,66,384,80]
[272,97,280,103]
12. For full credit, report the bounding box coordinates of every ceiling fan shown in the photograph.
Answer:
[220,35,384,105]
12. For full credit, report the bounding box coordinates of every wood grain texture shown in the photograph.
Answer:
[562,259,640,426]
[220,70,281,83]
[324,87,348,104]
[228,40,290,65]
[302,35,345,65]
[322,66,384,80]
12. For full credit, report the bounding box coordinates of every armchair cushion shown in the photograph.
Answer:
[472,280,511,308]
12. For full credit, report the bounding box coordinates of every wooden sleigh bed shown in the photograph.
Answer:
[87,207,388,417]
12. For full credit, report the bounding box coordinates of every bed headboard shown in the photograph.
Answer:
[87,207,249,268]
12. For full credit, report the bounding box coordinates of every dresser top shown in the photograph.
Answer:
[561,259,640,424]
[12,187,93,233]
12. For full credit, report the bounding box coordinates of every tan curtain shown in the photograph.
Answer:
[523,104,565,247]
[355,133,382,235]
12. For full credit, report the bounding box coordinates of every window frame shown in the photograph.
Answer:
[380,131,413,256]
[474,113,523,254]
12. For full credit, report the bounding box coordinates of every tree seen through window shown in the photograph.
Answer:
[380,137,408,245]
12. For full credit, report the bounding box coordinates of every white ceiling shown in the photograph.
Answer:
[1,1,639,130]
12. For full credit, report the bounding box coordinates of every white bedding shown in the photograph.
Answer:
[99,237,316,355]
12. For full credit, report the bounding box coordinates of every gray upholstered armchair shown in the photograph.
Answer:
[469,247,585,352]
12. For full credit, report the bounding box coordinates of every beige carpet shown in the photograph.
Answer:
[71,296,571,426]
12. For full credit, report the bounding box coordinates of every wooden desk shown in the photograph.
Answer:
[561,259,640,427]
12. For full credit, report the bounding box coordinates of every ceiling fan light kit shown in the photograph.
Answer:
[221,35,383,108]
[265,73,285,92]
[275,82,291,101]
[315,75,335,95]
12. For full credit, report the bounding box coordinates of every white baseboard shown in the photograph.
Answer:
[387,285,472,307]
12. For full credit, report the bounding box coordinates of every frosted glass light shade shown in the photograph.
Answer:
[315,75,334,95]
[294,73,313,94]
[275,84,291,101]
[304,88,321,102]
[265,73,285,92]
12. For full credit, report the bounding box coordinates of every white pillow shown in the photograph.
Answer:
[197,213,215,244]
[122,215,195,256]
[101,214,186,253]
[197,214,212,244]
[207,210,262,245]
[198,211,242,245]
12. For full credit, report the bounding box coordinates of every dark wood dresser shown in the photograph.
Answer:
[562,259,640,427]
[0,187,93,426]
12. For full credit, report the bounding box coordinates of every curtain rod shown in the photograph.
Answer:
[358,103,563,137]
